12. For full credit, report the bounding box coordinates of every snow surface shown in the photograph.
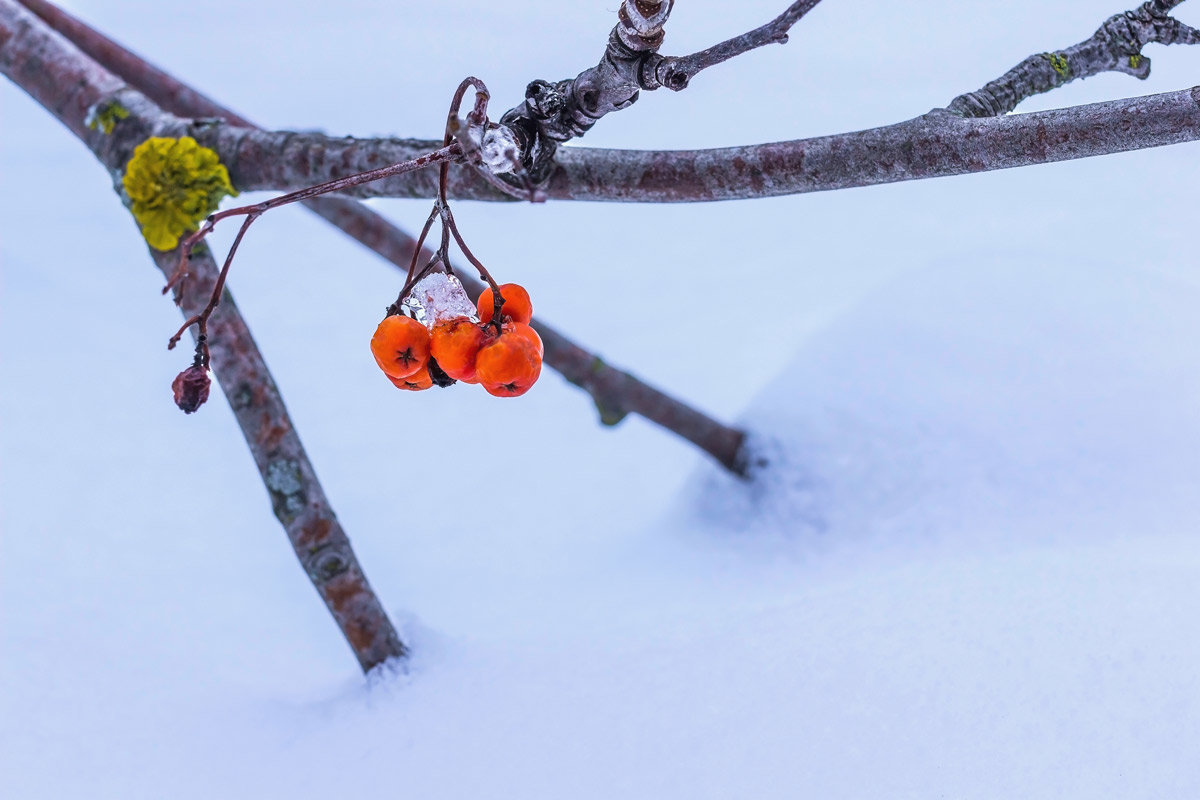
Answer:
[2,1,1199,797]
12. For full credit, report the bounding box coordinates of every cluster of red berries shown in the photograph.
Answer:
[371,283,543,397]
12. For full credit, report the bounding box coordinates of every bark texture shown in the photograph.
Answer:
[198,89,1200,203]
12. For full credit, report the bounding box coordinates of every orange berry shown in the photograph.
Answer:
[502,320,543,359]
[371,314,429,378]
[430,316,493,383]
[476,326,543,398]
[477,283,533,325]
[386,364,433,391]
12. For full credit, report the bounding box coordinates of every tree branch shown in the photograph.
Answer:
[192,86,1200,203]
[491,0,829,183]
[21,0,1187,206]
[14,0,749,475]
[949,0,1200,117]
[195,0,1198,203]
[0,0,406,673]
[494,0,674,182]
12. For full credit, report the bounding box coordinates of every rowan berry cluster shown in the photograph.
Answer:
[371,283,543,397]
[161,77,538,414]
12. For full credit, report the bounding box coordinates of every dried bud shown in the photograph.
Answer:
[172,365,211,413]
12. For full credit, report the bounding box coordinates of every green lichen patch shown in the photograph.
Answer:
[85,101,130,135]
[1043,52,1071,80]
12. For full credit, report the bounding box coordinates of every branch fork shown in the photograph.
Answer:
[493,0,825,182]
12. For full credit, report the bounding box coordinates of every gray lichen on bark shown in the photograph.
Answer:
[949,0,1200,117]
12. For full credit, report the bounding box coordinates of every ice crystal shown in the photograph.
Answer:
[402,273,478,327]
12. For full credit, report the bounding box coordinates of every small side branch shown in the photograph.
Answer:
[160,143,460,311]
[649,0,824,91]
[496,0,825,182]
[949,0,1199,117]
[497,1,674,182]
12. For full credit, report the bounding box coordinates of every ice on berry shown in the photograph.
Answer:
[402,272,478,327]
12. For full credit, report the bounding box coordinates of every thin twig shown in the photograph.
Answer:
[385,78,509,325]
[164,143,460,297]
[650,0,824,91]
[167,211,259,351]
[493,0,679,181]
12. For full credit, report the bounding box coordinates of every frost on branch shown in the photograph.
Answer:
[479,126,520,175]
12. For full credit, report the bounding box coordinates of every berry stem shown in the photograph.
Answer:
[192,335,208,369]
[390,77,507,328]
[162,144,461,298]
[389,204,442,316]
[167,211,259,350]
[442,205,505,329]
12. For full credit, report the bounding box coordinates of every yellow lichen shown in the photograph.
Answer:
[86,101,130,135]
[1129,54,1143,69]
[122,136,237,251]
[1043,52,1071,79]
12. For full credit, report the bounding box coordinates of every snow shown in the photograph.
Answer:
[690,259,1200,550]
[3,0,1199,797]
